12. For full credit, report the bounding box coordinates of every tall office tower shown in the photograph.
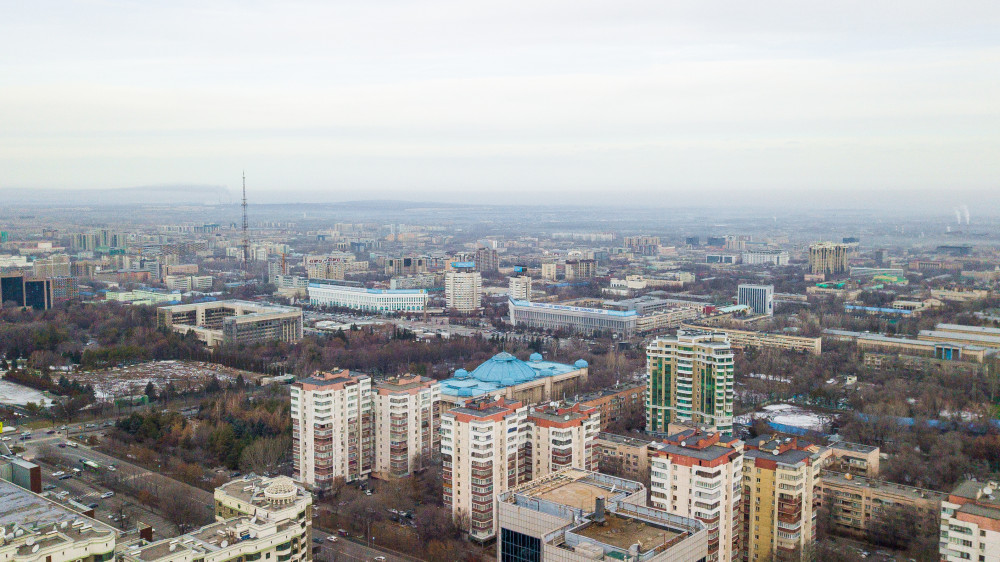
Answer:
[442,397,530,542]
[24,278,52,310]
[737,284,774,316]
[372,375,441,479]
[741,435,829,562]
[445,270,482,312]
[291,370,374,488]
[650,430,744,562]
[940,480,1000,562]
[808,242,850,275]
[527,401,600,477]
[686,236,701,247]
[0,272,25,307]
[647,330,735,434]
[474,247,500,272]
[508,275,532,301]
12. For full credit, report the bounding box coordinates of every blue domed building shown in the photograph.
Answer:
[440,351,589,406]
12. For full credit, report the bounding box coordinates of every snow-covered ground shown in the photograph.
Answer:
[69,360,248,400]
[0,380,54,407]
[737,403,831,432]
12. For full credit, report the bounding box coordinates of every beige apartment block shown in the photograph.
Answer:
[372,375,441,479]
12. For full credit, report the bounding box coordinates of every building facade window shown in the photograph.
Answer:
[500,528,540,562]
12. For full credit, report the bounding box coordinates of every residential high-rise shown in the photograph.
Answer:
[32,254,70,277]
[741,435,830,562]
[540,262,557,280]
[474,247,500,272]
[527,401,600,476]
[442,397,601,542]
[940,480,1000,561]
[737,284,774,316]
[564,258,596,280]
[291,370,374,488]
[442,396,529,542]
[372,375,441,479]
[649,430,744,562]
[808,242,851,276]
[445,270,482,312]
[508,275,532,301]
[647,330,735,434]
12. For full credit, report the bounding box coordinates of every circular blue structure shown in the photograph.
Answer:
[454,369,469,378]
[529,352,543,362]
[468,352,537,386]
[574,359,589,368]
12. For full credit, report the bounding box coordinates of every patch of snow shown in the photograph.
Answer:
[0,380,54,407]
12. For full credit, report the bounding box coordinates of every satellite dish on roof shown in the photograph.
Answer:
[60,522,68,529]
[984,487,994,495]
[220,541,228,548]
[26,537,34,546]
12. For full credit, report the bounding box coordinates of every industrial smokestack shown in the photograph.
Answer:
[954,208,962,225]
[962,204,970,224]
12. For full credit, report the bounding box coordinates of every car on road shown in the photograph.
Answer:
[51,471,65,477]
[58,474,72,480]
[337,529,348,537]
[57,443,67,448]
[312,538,322,544]
[59,426,67,430]
[42,484,56,491]
[46,430,56,435]
[107,465,116,472]
[87,503,98,509]
[101,491,114,499]
[326,536,338,543]
[68,442,78,448]
[373,557,386,561]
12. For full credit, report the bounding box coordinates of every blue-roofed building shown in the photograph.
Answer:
[440,352,589,406]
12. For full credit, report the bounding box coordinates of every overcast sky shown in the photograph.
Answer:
[2,1,999,205]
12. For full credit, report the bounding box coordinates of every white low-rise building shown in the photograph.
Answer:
[307,280,427,313]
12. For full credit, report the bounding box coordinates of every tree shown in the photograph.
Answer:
[161,482,211,533]
[239,435,289,474]
[144,381,158,402]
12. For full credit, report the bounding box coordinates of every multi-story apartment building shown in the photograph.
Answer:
[129,476,313,562]
[291,370,374,488]
[741,435,830,562]
[624,235,661,256]
[649,430,744,562]
[445,270,482,312]
[564,258,596,280]
[474,247,500,272]
[737,284,774,316]
[578,382,646,430]
[0,479,116,562]
[647,330,735,434]
[508,275,532,301]
[497,469,709,562]
[527,401,600,476]
[817,471,943,539]
[372,375,441,479]
[540,262,557,280]
[442,397,530,542]
[442,397,601,542]
[808,242,851,276]
[307,279,428,313]
[32,253,71,277]
[940,480,1000,562]
[158,300,303,347]
[594,432,654,484]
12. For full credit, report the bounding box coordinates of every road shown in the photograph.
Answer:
[312,528,413,562]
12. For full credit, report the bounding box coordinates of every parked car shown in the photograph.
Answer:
[46,430,56,435]
[87,503,99,509]
[51,471,65,477]
[337,529,348,537]
[101,491,114,499]
[312,538,322,544]
[57,443,67,448]
[58,474,72,480]
[326,536,338,543]
[43,484,56,491]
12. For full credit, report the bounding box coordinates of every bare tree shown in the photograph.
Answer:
[238,435,289,474]
[161,482,211,533]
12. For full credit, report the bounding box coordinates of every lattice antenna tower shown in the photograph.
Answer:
[241,171,250,278]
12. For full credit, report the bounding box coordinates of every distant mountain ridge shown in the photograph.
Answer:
[0,185,233,206]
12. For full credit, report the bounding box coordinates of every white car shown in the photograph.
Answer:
[101,491,114,499]
[326,536,338,543]
[107,466,116,472]
[52,471,65,477]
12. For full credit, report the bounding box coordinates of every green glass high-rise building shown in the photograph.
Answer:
[646,329,734,433]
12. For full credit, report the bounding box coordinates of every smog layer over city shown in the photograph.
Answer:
[2,3,1000,562]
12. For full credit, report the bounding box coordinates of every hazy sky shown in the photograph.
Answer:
[2,1,999,204]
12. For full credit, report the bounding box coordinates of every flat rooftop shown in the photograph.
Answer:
[821,472,944,501]
[574,513,680,552]
[509,469,642,511]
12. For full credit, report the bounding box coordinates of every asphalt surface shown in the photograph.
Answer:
[312,528,412,562]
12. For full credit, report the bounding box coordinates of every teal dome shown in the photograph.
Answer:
[469,352,536,386]
[574,359,589,368]
[529,353,543,362]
